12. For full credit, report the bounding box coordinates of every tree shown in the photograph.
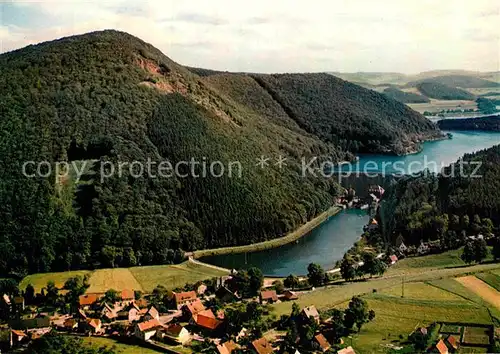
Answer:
[45,281,59,306]
[361,253,386,278]
[291,302,301,318]
[272,280,285,294]
[28,332,116,354]
[340,257,356,282]
[473,238,489,263]
[481,218,494,235]
[64,275,90,310]
[493,236,500,260]
[284,274,299,290]
[307,263,326,287]
[461,242,475,264]
[24,284,35,305]
[104,289,120,303]
[344,296,372,332]
[247,267,264,296]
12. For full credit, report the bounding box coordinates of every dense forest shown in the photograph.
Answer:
[0,30,441,277]
[416,82,475,100]
[382,87,430,104]
[379,145,500,246]
[437,115,500,131]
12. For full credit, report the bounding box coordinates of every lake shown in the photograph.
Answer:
[202,130,500,276]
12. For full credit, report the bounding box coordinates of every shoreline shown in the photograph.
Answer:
[191,205,343,259]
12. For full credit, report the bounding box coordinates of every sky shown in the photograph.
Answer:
[0,0,499,73]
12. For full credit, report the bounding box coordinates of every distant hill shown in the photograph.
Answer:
[382,87,430,103]
[408,75,500,88]
[0,30,441,276]
[416,82,476,100]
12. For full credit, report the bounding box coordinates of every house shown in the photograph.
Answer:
[100,302,118,321]
[338,346,357,354]
[282,290,298,301]
[119,302,140,322]
[135,298,149,308]
[251,337,274,354]
[143,306,160,321]
[215,286,240,303]
[76,309,88,319]
[9,317,51,332]
[79,293,100,309]
[388,255,398,265]
[197,284,207,296]
[194,311,221,332]
[121,289,135,303]
[173,291,197,309]
[367,218,379,231]
[417,242,430,255]
[2,294,11,306]
[160,324,190,344]
[183,298,206,320]
[10,330,28,347]
[84,318,102,334]
[416,327,428,336]
[134,318,163,341]
[445,335,459,351]
[313,333,331,352]
[259,290,279,304]
[435,339,449,354]
[217,340,238,354]
[63,318,78,331]
[301,305,320,324]
[13,296,25,311]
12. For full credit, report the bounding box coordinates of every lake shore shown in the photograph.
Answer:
[191,205,343,259]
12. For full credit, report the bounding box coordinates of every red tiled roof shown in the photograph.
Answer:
[217,340,238,354]
[314,334,331,351]
[435,339,448,354]
[86,318,101,329]
[121,289,135,300]
[446,335,459,350]
[185,298,205,315]
[283,291,298,300]
[260,290,278,301]
[174,291,197,303]
[79,294,99,306]
[338,346,356,354]
[137,318,162,332]
[195,314,221,330]
[11,329,26,337]
[164,323,185,337]
[197,309,215,319]
[251,337,274,354]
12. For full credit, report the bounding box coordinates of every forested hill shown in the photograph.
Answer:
[0,30,440,277]
[437,116,500,131]
[379,145,500,247]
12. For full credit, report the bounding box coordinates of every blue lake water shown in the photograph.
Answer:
[202,130,500,276]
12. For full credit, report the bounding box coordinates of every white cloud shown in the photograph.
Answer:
[1,0,498,73]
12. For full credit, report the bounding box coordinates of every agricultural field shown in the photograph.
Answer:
[380,282,467,302]
[19,270,91,293]
[476,271,500,291]
[407,99,477,114]
[388,248,465,272]
[81,336,168,353]
[20,260,229,293]
[456,276,500,310]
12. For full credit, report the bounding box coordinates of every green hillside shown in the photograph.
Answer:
[416,81,476,100]
[0,30,441,277]
[383,87,430,103]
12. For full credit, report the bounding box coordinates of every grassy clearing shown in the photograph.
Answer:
[388,249,465,271]
[407,99,477,114]
[20,260,229,294]
[130,261,228,292]
[192,206,341,258]
[345,296,491,354]
[87,268,144,293]
[271,262,500,317]
[426,278,489,306]
[19,270,91,292]
[475,271,500,291]
[81,336,166,354]
[380,282,467,302]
